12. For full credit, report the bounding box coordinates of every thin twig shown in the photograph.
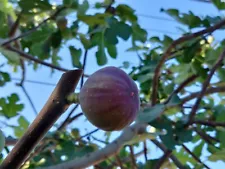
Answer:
[115,155,124,169]
[187,48,225,124]
[68,112,83,123]
[164,74,198,104]
[194,128,219,144]
[181,85,225,104]
[143,141,148,162]
[1,7,66,46]
[5,45,69,72]
[151,140,186,169]
[11,77,57,86]
[57,104,79,130]
[128,145,137,169]
[153,150,172,169]
[80,50,88,88]
[7,14,38,116]
[20,85,38,115]
[75,129,99,142]
[106,150,145,169]
[182,144,210,169]
[8,12,22,37]
[193,120,225,127]
[91,136,109,145]
[151,19,225,105]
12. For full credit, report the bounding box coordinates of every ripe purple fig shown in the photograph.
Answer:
[79,66,140,131]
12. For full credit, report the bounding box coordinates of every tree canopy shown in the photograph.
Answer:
[0,0,225,169]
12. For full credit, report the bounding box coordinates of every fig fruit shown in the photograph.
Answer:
[79,66,140,131]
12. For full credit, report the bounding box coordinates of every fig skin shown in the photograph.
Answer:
[79,66,140,131]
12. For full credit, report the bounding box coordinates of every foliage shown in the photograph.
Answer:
[0,0,225,168]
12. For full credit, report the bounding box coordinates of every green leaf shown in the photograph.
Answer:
[96,32,107,65]
[18,0,52,13]
[208,148,225,162]
[13,116,30,138]
[52,48,61,67]
[78,13,110,26]
[217,130,225,147]
[51,31,62,49]
[24,25,55,42]
[63,0,73,7]
[191,59,207,79]
[193,141,204,157]
[163,83,174,95]
[69,46,82,68]
[106,43,117,58]
[149,36,161,43]
[0,47,20,64]
[0,11,9,38]
[0,71,10,86]
[166,94,181,107]
[79,34,92,49]
[174,149,196,165]
[150,116,178,149]
[104,28,118,45]
[175,128,193,143]
[217,68,225,81]
[132,23,147,43]
[116,22,132,40]
[162,9,202,29]
[77,0,89,15]
[14,127,25,138]
[137,73,154,83]
[137,104,165,123]
[0,94,24,118]
[123,61,130,69]
[18,116,30,129]
[162,35,173,49]
[116,4,137,23]
[212,0,225,10]
[182,42,201,63]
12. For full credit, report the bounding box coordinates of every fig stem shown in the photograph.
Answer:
[66,93,80,104]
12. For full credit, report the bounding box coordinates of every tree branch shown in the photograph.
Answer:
[20,85,38,115]
[164,74,198,104]
[153,150,172,169]
[193,120,225,127]
[0,69,83,169]
[5,45,69,72]
[181,86,225,104]
[5,137,18,146]
[115,155,125,169]
[106,150,145,169]
[143,141,148,162]
[128,145,137,169]
[1,7,66,46]
[151,140,186,169]
[187,48,225,124]
[39,123,147,169]
[194,128,217,145]
[57,104,80,130]
[151,19,225,105]
[80,50,88,88]
[182,144,210,169]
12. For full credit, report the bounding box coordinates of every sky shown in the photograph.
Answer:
[0,0,225,168]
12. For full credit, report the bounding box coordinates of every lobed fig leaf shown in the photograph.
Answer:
[79,66,140,131]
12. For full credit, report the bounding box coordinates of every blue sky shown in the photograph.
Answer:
[1,0,225,168]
